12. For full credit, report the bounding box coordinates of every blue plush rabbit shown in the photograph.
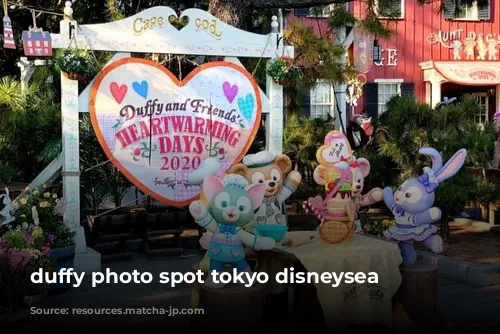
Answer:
[383,148,467,267]
[189,174,276,289]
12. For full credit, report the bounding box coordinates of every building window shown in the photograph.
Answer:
[376,81,401,114]
[294,5,334,18]
[444,0,490,21]
[310,82,334,119]
[471,93,489,125]
[375,0,405,19]
[456,0,478,20]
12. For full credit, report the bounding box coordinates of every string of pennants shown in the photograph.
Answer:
[2,0,53,56]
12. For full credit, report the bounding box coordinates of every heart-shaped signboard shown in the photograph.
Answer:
[90,58,262,206]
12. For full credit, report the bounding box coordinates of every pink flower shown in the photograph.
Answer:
[133,148,141,156]
[218,148,225,155]
[42,245,51,256]
[8,250,32,270]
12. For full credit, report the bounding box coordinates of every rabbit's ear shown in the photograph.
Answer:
[419,147,443,172]
[435,149,467,183]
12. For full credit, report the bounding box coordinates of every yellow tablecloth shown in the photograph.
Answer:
[261,231,403,330]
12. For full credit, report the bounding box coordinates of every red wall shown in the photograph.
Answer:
[350,1,500,110]
[285,11,332,38]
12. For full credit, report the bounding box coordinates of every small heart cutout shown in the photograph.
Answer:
[168,15,189,30]
[109,82,127,104]
[308,196,324,211]
[223,82,238,103]
[211,246,221,255]
[132,80,148,99]
[231,249,241,257]
[237,93,255,120]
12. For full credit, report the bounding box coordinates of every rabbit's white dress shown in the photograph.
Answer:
[383,204,437,242]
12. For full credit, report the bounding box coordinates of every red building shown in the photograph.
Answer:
[288,1,498,126]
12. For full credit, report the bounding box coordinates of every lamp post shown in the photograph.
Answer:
[373,39,382,63]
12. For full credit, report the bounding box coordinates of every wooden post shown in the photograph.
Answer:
[393,261,438,329]
[489,201,499,225]
[266,16,284,155]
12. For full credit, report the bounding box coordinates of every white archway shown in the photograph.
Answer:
[49,2,293,272]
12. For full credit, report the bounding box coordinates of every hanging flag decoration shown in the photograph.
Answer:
[353,29,374,74]
[21,9,52,56]
[22,29,52,56]
[2,0,15,49]
[346,74,367,107]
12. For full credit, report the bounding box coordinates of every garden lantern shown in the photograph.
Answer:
[373,39,382,63]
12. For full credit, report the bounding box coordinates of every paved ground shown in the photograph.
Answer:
[6,250,500,332]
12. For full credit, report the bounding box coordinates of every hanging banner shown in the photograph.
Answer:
[89,58,262,206]
[353,29,374,74]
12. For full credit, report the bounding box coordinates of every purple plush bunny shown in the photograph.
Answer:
[383,147,467,267]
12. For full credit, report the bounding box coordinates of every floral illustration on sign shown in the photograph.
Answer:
[205,142,227,160]
[131,142,158,161]
[112,118,124,129]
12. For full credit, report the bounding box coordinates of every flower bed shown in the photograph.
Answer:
[0,186,76,318]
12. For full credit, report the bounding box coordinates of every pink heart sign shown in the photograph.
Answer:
[222,81,238,103]
[109,82,128,103]
[90,58,262,207]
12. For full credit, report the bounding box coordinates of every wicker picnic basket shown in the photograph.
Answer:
[318,201,356,244]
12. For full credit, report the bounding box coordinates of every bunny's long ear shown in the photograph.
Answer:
[435,149,467,183]
[419,147,443,172]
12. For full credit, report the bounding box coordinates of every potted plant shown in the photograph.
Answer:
[267,56,300,86]
[0,224,52,324]
[55,47,94,80]
[13,186,75,292]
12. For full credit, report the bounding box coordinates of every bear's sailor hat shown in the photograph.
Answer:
[223,174,249,189]
[243,151,275,168]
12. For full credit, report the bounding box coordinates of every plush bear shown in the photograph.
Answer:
[349,157,383,233]
[227,151,302,227]
[189,174,275,289]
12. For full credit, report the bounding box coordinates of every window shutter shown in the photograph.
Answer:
[299,87,311,118]
[364,83,379,123]
[478,0,491,21]
[294,8,310,16]
[400,83,415,98]
[443,0,456,20]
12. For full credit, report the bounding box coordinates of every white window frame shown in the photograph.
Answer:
[310,81,335,120]
[306,4,334,18]
[454,0,479,21]
[374,79,403,114]
[375,0,405,19]
[470,92,489,125]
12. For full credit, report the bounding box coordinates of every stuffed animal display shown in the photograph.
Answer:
[303,131,358,243]
[228,151,301,228]
[383,147,467,267]
[350,157,383,233]
[189,174,276,289]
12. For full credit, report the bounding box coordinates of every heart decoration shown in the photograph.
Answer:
[238,93,255,121]
[90,58,262,207]
[222,82,238,103]
[132,80,148,99]
[231,249,241,257]
[109,82,128,103]
[211,246,221,255]
[168,15,189,31]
